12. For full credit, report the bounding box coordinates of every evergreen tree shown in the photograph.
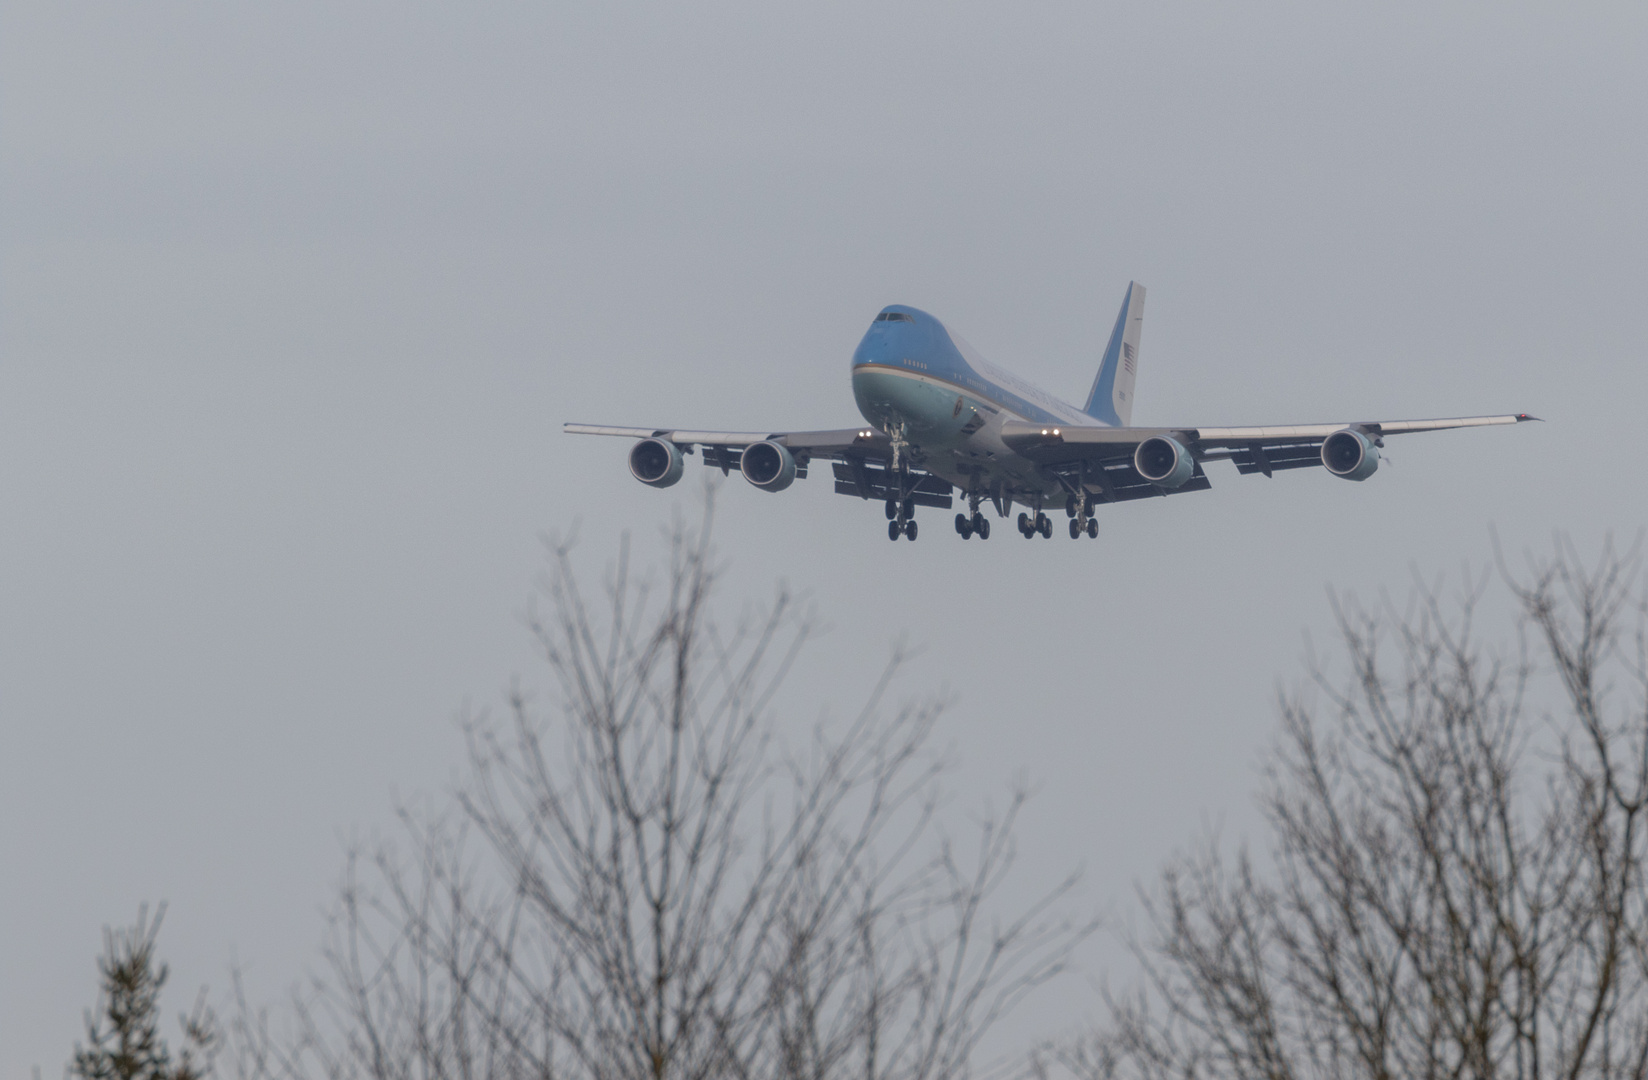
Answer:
[71,904,215,1080]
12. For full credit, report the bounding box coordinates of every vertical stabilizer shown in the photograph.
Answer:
[1083,282,1145,426]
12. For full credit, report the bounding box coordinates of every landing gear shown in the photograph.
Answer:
[887,424,911,474]
[1018,512,1051,539]
[1064,487,1100,539]
[957,486,991,541]
[883,463,920,540]
[883,496,913,521]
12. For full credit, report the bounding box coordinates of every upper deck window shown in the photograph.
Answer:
[875,312,914,323]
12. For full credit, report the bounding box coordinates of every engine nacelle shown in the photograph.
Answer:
[1321,428,1380,481]
[1134,435,1195,489]
[629,438,684,488]
[739,440,796,492]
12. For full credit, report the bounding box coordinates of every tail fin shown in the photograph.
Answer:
[1083,281,1146,426]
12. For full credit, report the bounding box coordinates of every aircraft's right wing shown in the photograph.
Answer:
[564,423,892,467]
[1000,412,1537,497]
[564,421,955,507]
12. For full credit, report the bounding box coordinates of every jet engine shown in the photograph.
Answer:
[629,438,684,488]
[739,440,797,492]
[1321,428,1380,481]
[1134,435,1195,489]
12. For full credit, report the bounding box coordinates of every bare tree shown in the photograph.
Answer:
[1049,539,1648,1080]
[233,501,1091,1080]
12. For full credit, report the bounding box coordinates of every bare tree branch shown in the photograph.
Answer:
[231,497,1093,1080]
[1053,537,1648,1080]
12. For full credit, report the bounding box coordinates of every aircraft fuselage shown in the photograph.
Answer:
[850,306,1093,502]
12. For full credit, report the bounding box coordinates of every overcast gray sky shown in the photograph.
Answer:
[4,1,1645,1073]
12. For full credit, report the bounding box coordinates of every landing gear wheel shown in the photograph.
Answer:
[885,500,898,520]
[1017,512,1032,538]
[888,520,901,541]
[1066,497,1078,518]
[973,514,990,540]
[955,512,972,539]
[1069,519,1081,539]
[1037,513,1052,539]
[902,499,915,519]
[1087,518,1098,539]
[905,519,918,540]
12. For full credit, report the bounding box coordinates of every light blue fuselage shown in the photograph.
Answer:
[850,306,1098,499]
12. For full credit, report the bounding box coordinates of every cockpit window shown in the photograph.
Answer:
[875,312,914,323]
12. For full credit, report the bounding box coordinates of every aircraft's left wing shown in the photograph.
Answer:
[1000,412,1537,495]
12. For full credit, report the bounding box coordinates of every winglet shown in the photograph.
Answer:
[1083,282,1145,427]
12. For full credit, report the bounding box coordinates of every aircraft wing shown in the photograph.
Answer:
[564,423,902,483]
[564,422,959,507]
[1000,412,1538,494]
[565,423,891,459]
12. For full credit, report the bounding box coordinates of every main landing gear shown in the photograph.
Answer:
[885,497,918,541]
[1064,494,1099,540]
[1016,511,1052,539]
[952,485,992,540]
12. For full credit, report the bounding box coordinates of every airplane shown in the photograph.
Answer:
[566,283,1537,541]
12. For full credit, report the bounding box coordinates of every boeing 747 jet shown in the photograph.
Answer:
[567,284,1536,541]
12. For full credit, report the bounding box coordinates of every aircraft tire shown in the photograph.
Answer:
[1087,518,1098,539]
[1037,514,1052,539]
[888,521,901,541]
[885,500,898,520]
[974,515,990,540]
[955,512,969,537]
[902,499,915,519]
[905,519,918,541]
[1069,519,1081,539]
